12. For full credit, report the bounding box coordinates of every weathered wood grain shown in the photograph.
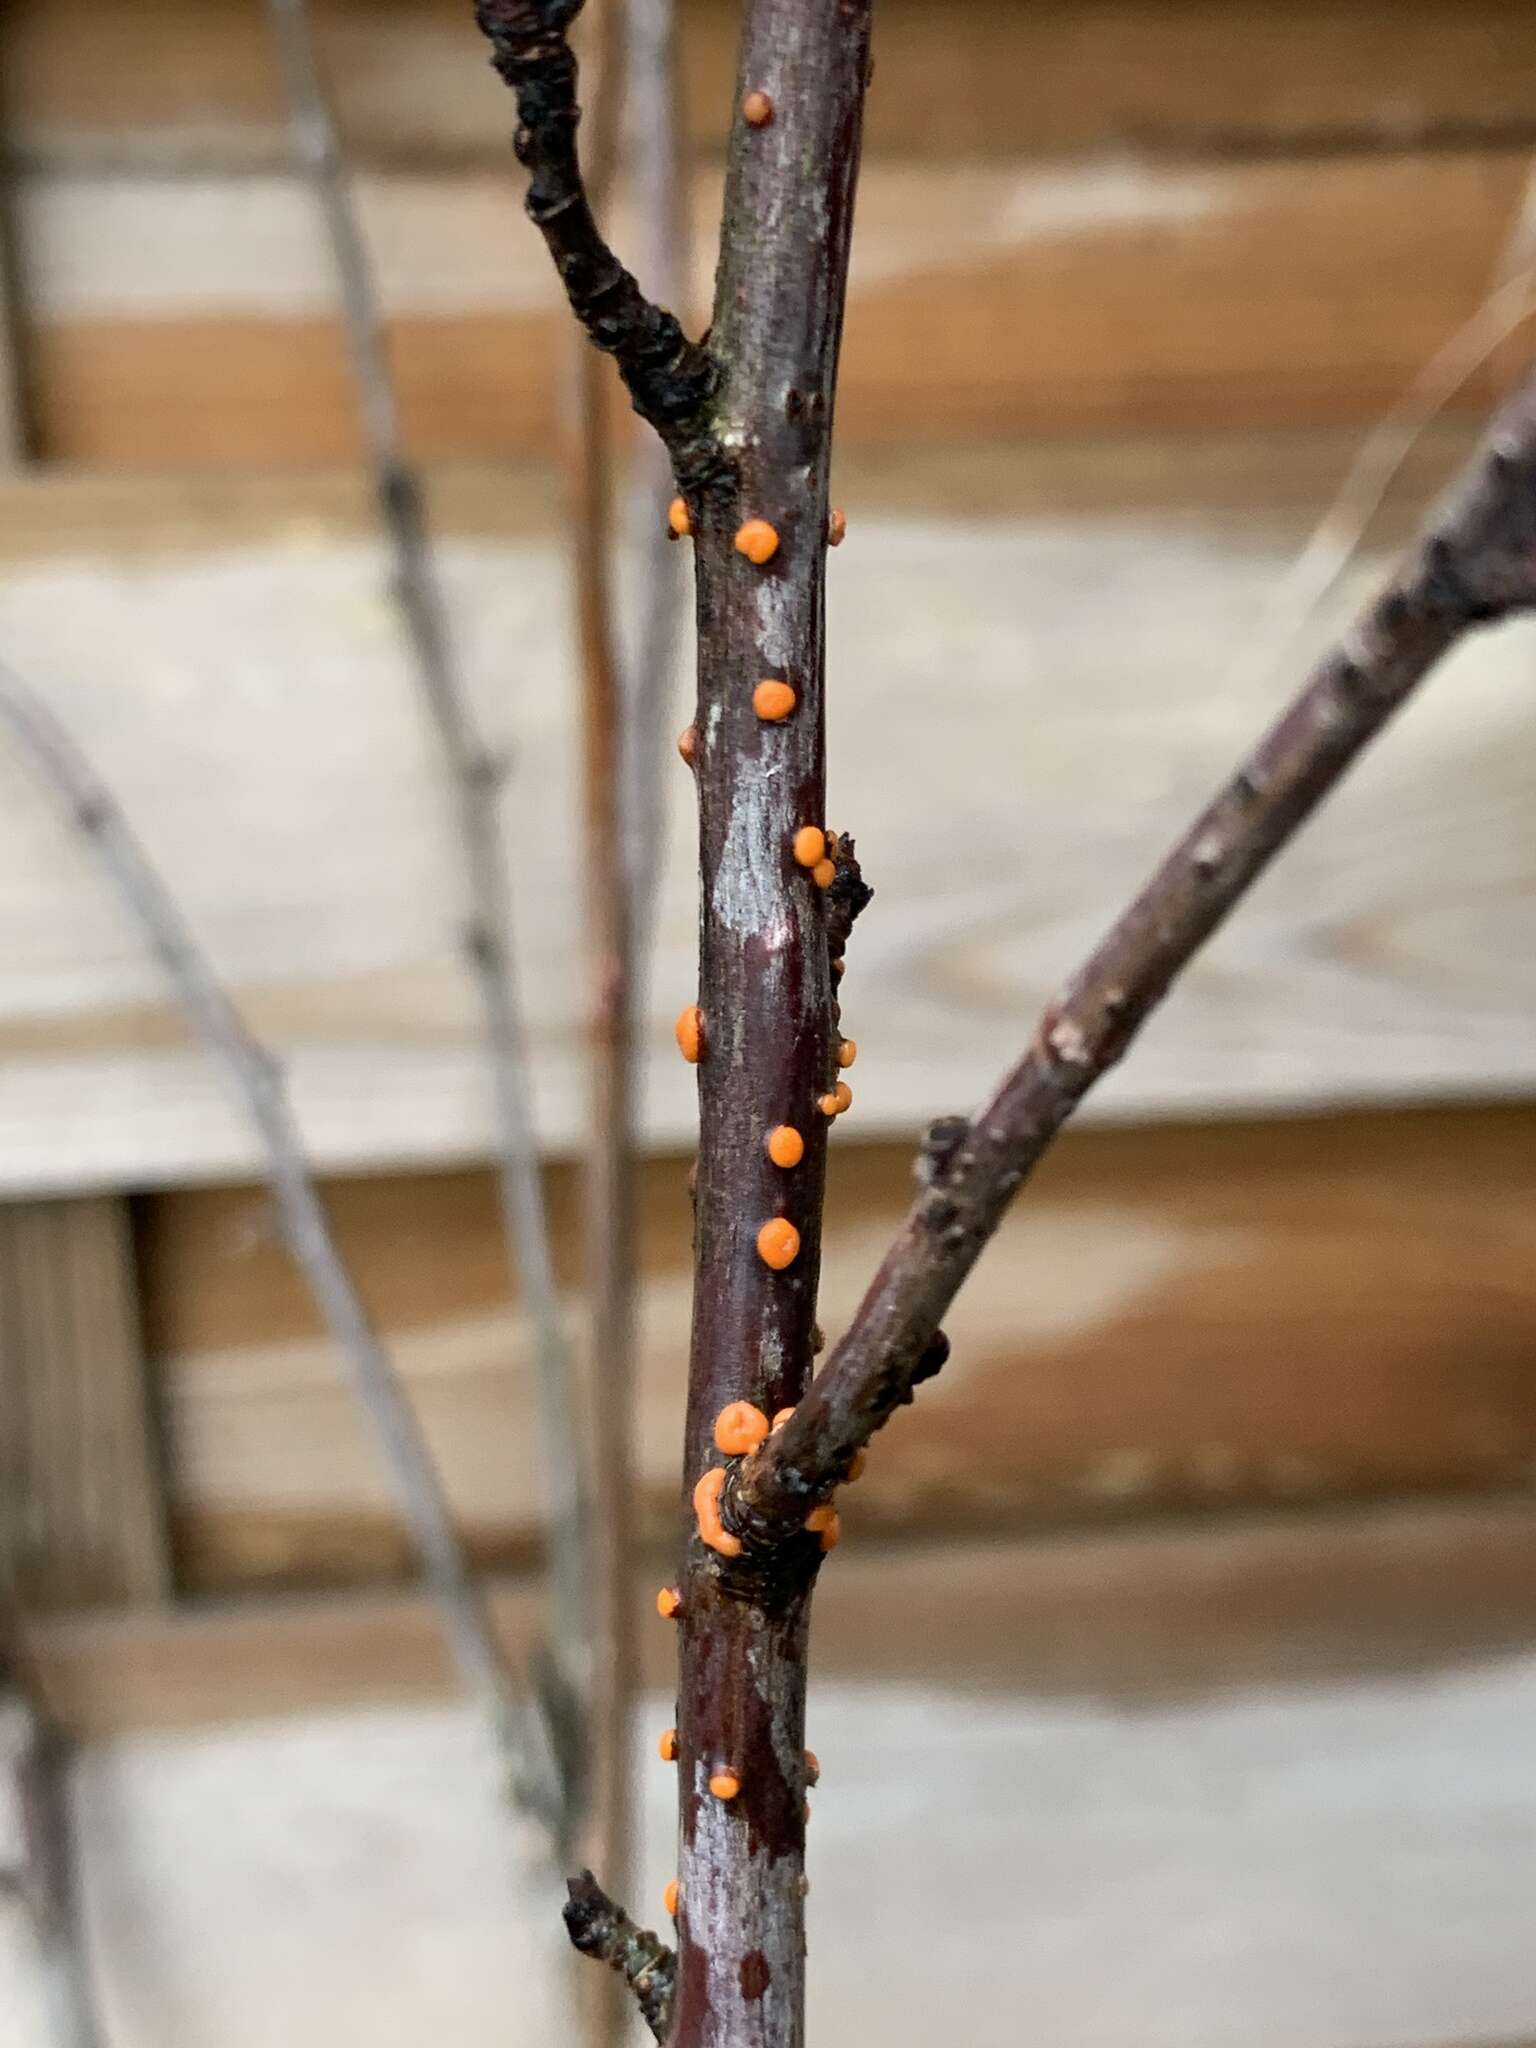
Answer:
[131,1107,1536,1594]
[7,0,1536,170]
[30,1492,1536,1733]
[12,151,1533,462]
[0,1197,171,1609]
[1,436,1533,1193]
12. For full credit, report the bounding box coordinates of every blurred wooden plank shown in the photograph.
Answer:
[2,432,1535,1192]
[0,1198,170,1610]
[13,151,1532,462]
[29,1493,1536,1734]
[131,1107,1536,1592]
[6,0,1536,171]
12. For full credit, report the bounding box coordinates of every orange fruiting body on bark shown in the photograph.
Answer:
[804,1749,821,1786]
[667,496,692,537]
[766,1124,805,1169]
[752,679,797,721]
[805,1504,837,1536]
[664,1879,679,1919]
[818,1511,842,1552]
[836,1039,857,1069]
[659,1728,679,1763]
[811,858,836,888]
[709,1771,742,1801]
[770,1406,796,1431]
[756,1217,801,1270]
[693,1465,742,1557]
[734,518,780,564]
[832,1080,853,1114]
[677,724,698,766]
[742,89,774,126]
[675,1003,704,1063]
[715,1400,771,1457]
[818,1090,841,1117]
[827,507,847,547]
[792,825,827,868]
[847,1448,868,1482]
[656,1585,682,1620]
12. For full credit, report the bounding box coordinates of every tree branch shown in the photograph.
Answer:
[265,0,589,1839]
[730,369,1536,1548]
[563,6,640,2027]
[1,1601,103,2048]
[473,0,718,484]
[621,0,692,973]
[563,1870,677,2040]
[0,662,562,1833]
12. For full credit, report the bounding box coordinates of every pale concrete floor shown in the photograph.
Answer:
[4,1658,1536,2048]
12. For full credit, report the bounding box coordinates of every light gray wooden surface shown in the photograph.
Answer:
[0,434,1533,1192]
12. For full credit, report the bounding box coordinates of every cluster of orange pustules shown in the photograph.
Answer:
[678,1016,854,1132]
[693,1400,867,1558]
[664,501,847,562]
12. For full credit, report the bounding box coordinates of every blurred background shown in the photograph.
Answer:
[2,1,1536,2043]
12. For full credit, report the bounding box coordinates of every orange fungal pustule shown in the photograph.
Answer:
[677,723,698,767]
[804,1749,821,1786]
[752,678,797,722]
[846,1448,868,1482]
[827,507,847,547]
[675,1003,704,1063]
[766,1124,805,1169]
[832,1080,853,1114]
[804,1504,837,1537]
[656,1585,682,1620]
[756,1217,801,1270]
[792,825,827,868]
[836,1039,857,1069]
[770,1406,796,1431]
[742,88,775,126]
[734,518,780,564]
[709,1770,742,1801]
[667,496,692,538]
[658,1728,679,1763]
[715,1400,771,1457]
[664,1879,679,1919]
[817,1090,841,1117]
[811,858,836,888]
[818,1510,842,1552]
[693,1465,742,1557]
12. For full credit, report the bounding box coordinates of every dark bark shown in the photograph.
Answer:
[473,0,718,487]
[728,371,1536,1547]
[564,1871,677,2040]
[670,5,872,2045]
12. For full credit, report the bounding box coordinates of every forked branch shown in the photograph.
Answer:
[730,370,1536,1546]
[474,0,717,481]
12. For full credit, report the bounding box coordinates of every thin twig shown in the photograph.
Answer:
[0,85,29,466]
[565,0,639,1996]
[0,1592,103,2048]
[474,0,718,488]
[732,371,1536,1546]
[620,0,691,973]
[0,662,560,1830]
[563,1870,676,2040]
[264,0,590,1822]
